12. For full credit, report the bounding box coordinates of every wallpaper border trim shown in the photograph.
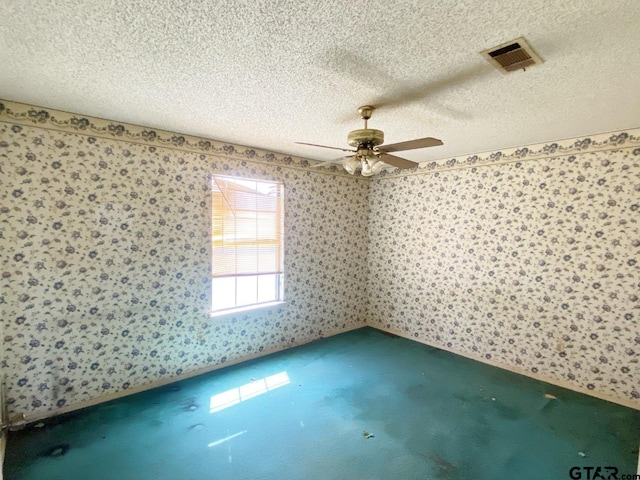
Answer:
[375,127,640,178]
[3,99,639,178]
[0,99,351,177]
[375,326,640,411]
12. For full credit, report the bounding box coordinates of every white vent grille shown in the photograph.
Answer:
[481,37,543,74]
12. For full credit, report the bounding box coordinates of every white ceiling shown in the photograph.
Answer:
[1,0,639,164]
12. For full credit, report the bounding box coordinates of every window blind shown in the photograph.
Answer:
[211,176,284,278]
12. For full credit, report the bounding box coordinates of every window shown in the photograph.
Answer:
[211,175,284,313]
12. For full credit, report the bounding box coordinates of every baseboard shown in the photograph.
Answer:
[1,430,6,480]
[21,322,365,424]
[370,325,640,412]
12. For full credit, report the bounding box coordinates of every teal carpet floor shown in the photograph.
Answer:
[5,327,639,479]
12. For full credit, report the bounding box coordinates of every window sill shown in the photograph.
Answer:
[209,301,287,319]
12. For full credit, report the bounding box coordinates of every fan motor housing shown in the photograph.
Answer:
[347,129,384,148]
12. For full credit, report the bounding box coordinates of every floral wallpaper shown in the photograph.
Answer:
[367,143,640,408]
[1,99,639,419]
[0,100,369,419]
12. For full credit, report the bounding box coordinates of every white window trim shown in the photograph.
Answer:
[208,301,287,319]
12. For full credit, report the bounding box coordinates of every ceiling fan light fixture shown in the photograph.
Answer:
[343,156,359,175]
[360,156,385,176]
[360,158,374,176]
[370,158,385,175]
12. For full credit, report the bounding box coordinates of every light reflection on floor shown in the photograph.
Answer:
[207,430,247,448]
[209,371,290,413]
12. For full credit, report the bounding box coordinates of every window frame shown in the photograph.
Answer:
[209,175,285,317]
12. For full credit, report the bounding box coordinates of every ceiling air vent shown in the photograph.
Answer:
[481,37,542,73]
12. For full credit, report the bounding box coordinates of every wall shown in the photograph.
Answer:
[1,99,638,420]
[0,100,369,419]
[367,130,640,408]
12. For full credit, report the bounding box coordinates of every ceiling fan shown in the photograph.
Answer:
[296,105,443,176]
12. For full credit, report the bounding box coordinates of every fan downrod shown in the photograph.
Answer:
[348,105,383,148]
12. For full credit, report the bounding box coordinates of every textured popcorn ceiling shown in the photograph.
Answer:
[1,0,639,163]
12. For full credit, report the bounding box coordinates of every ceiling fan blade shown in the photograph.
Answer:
[311,155,353,167]
[295,142,356,153]
[378,137,443,153]
[378,153,419,170]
